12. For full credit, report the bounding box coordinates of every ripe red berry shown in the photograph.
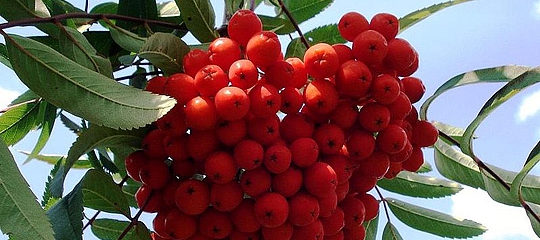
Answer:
[303,79,340,115]
[198,207,233,239]
[369,13,400,40]
[183,48,211,77]
[352,30,388,65]
[241,167,272,198]
[139,159,170,189]
[165,73,198,105]
[384,38,417,72]
[248,83,281,118]
[175,179,210,215]
[210,181,243,212]
[313,123,345,155]
[376,124,408,154]
[228,9,263,48]
[304,162,338,197]
[370,74,401,105]
[335,60,372,99]
[304,43,340,79]
[230,198,262,233]
[214,86,250,121]
[228,59,259,90]
[338,12,369,41]
[254,192,289,228]
[288,192,320,226]
[279,87,303,114]
[272,166,303,197]
[205,151,237,184]
[401,76,426,103]
[234,139,264,170]
[194,64,229,97]
[246,31,281,68]
[185,96,218,130]
[263,144,292,174]
[411,120,439,147]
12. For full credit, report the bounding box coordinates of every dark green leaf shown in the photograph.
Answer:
[82,169,130,216]
[420,65,531,120]
[130,67,148,89]
[97,148,120,174]
[87,150,104,170]
[43,0,86,28]
[6,34,176,130]
[91,219,151,240]
[0,138,55,240]
[23,101,57,164]
[123,180,141,208]
[45,180,83,240]
[18,151,92,169]
[525,202,540,238]
[0,0,58,37]
[0,100,41,146]
[116,0,158,33]
[272,0,333,34]
[42,160,63,206]
[139,32,190,75]
[382,222,403,240]
[107,25,147,53]
[400,0,473,32]
[377,171,462,198]
[9,90,39,106]
[0,43,11,69]
[480,169,518,206]
[175,0,218,42]
[387,197,487,238]
[363,213,379,240]
[59,113,82,135]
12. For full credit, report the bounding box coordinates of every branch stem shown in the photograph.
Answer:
[276,0,310,49]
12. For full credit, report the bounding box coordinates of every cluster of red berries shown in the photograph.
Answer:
[124,9,438,240]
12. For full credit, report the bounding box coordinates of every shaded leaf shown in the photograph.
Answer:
[116,0,158,33]
[420,65,531,120]
[400,0,473,32]
[45,180,83,240]
[9,90,39,106]
[23,101,57,164]
[480,169,518,206]
[377,171,462,198]
[90,2,118,26]
[91,219,151,240]
[382,222,403,240]
[138,32,190,75]
[59,113,82,135]
[108,24,147,53]
[43,0,86,28]
[123,180,141,208]
[0,100,41,146]
[97,148,120,174]
[386,197,487,238]
[6,34,176,130]
[42,160,63,207]
[130,67,148,89]
[82,169,130,216]
[0,138,55,240]
[0,43,11,69]
[511,141,540,200]
[363,212,379,240]
[0,0,58,37]
[175,0,218,42]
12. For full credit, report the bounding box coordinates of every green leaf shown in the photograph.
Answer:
[382,222,403,240]
[432,121,469,145]
[23,101,56,164]
[43,0,86,28]
[400,0,473,32]
[158,1,180,16]
[138,32,190,75]
[259,15,290,32]
[363,213,379,240]
[525,202,540,238]
[0,100,41,146]
[511,141,540,199]
[286,24,345,58]
[97,148,120,174]
[420,65,531,120]
[18,151,92,169]
[90,2,118,26]
[130,67,148,89]
[377,171,462,198]
[175,0,218,43]
[417,161,433,173]
[434,139,484,189]
[116,0,158,33]
[5,34,176,130]
[59,113,82,135]
[10,90,39,106]
[0,0,58,37]
[42,160,63,206]
[122,180,141,208]
[386,197,487,238]
[0,43,11,69]
[91,219,151,240]
[273,0,333,34]
[0,138,55,240]
[45,180,83,240]
[107,25,147,53]
[82,169,130,216]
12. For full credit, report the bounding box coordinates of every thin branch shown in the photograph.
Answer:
[276,0,310,49]
[117,190,154,240]
[115,70,162,81]
[375,186,391,223]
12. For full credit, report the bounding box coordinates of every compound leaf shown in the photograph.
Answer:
[0,138,55,240]
[386,197,487,238]
[5,34,176,130]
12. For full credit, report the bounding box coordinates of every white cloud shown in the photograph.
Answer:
[451,187,537,240]
[0,88,20,109]
[535,0,540,20]
[517,90,540,122]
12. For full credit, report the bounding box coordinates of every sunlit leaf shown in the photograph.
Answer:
[363,213,379,240]
[45,180,83,240]
[175,0,218,42]
[400,0,473,32]
[0,138,55,240]
[138,32,190,75]
[6,34,176,130]
[386,197,487,238]
[259,15,289,32]
[82,169,130,216]
[91,219,151,240]
[434,139,484,189]
[432,121,469,145]
[377,171,462,198]
[420,65,531,120]
[158,1,180,16]
[0,100,41,146]
[23,101,57,164]
[382,222,403,240]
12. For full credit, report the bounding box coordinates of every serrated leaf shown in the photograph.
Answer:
[363,212,379,240]
[382,222,403,240]
[116,0,158,32]
[480,169,518,206]
[400,0,473,32]
[97,147,120,174]
[45,180,83,240]
[0,0,58,37]
[0,43,11,69]
[420,65,531,120]
[42,160,63,206]
[286,24,345,58]
[43,0,87,29]
[18,151,92,169]
[0,100,41,146]
[0,138,55,240]
[138,33,190,75]
[274,0,333,34]
[59,112,82,135]
[377,171,462,198]
[386,197,487,238]
[259,15,289,32]
[82,169,130,216]
[23,101,56,164]
[6,34,176,130]
[176,0,218,43]
[91,219,151,240]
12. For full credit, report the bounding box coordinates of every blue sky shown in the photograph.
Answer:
[2,0,540,239]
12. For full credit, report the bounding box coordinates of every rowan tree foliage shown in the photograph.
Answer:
[0,0,539,239]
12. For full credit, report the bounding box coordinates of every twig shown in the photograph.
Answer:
[115,70,162,81]
[276,0,310,49]
[375,186,391,223]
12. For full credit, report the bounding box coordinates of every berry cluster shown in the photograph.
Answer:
[124,9,439,240]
